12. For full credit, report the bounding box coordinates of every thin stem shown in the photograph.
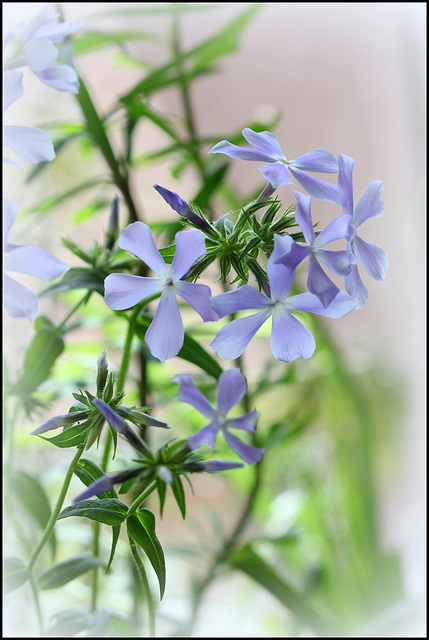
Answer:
[127,481,157,518]
[28,446,85,571]
[90,522,100,612]
[29,572,44,635]
[57,291,92,332]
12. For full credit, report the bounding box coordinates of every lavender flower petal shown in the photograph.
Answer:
[209,139,274,163]
[22,37,58,70]
[30,411,87,436]
[145,288,184,361]
[210,285,269,318]
[353,235,388,280]
[293,191,315,244]
[210,310,271,360]
[289,167,340,204]
[267,246,295,302]
[307,254,340,308]
[3,273,39,320]
[93,398,127,434]
[337,154,355,216]
[273,235,310,271]
[270,308,316,362]
[169,229,207,280]
[344,266,369,308]
[287,291,358,318]
[203,459,244,472]
[353,180,385,228]
[316,248,355,276]
[4,70,23,111]
[226,409,260,432]
[118,222,167,278]
[4,124,55,164]
[172,374,215,419]
[216,368,247,416]
[188,423,219,451]
[174,280,218,322]
[73,476,115,503]
[223,429,265,464]
[259,162,293,188]
[291,149,338,173]
[35,64,79,93]
[4,245,68,280]
[315,214,352,247]
[242,128,286,157]
[104,273,162,310]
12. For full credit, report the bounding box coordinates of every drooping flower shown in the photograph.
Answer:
[274,190,355,307]
[173,369,264,464]
[104,222,218,362]
[337,154,388,307]
[3,198,68,319]
[3,70,55,167]
[153,183,211,232]
[4,4,83,93]
[209,235,358,363]
[209,128,340,203]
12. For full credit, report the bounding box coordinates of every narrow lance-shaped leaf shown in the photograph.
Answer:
[13,326,64,392]
[3,557,30,595]
[126,509,166,599]
[37,556,105,590]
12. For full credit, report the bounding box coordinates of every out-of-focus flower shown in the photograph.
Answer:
[173,369,264,464]
[337,154,388,307]
[153,184,212,232]
[3,69,55,167]
[104,222,218,362]
[210,235,357,363]
[209,128,340,203]
[274,190,355,307]
[4,4,83,93]
[3,198,68,319]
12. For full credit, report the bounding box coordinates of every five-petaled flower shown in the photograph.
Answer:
[337,154,388,308]
[3,198,68,320]
[274,190,355,308]
[104,222,218,362]
[210,235,357,363]
[209,128,340,203]
[173,369,264,464]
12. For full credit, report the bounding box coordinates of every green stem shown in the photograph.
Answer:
[127,481,157,518]
[128,535,156,637]
[29,572,44,635]
[91,521,100,612]
[57,291,92,332]
[28,446,85,571]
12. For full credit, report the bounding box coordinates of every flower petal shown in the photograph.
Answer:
[270,307,316,361]
[353,235,388,280]
[293,190,315,244]
[3,273,38,320]
[273,234,310,271]
[216,368,247,416]
[353,180,385,228]
[35,64,79,93]
[173,280,218,321]
[287,291,358,318]
[169,229,207,280]
[315,214,352,247]
[210,310,271,360]
[316,248,355,276]
[4,124,55,164]
[226,409,260,432]
[267,244,295,303]
[291,149,338,173]
[209,140,274,163]
[242,128,285,158]
[172,374,215,419]
[3,70,23,112]
[202,459,244,472]
[93,398,127,433]
[3,198,19,246]
[145,288,184,361]
[5,245,68,280]
[289,167,340,204]
[118,222,167,277]
[30,411,87,436]
[307,254,340,308]
[23,37,58,71]
[188,423,219,451]
[337,154,355,216]
[344,265,369,308]
[210,285,269,318]
[223,429,265,464]
[104,273,162,310]
[73,476,115,503]
[259,162,293,188]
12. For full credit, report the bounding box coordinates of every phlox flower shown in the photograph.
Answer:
[210,235,357,363]
[338,154,388,307]
[3,198,68,320]
[209,128,340,203]
[4,4,83,93]
[173,369,264,464]
[3,70,55,167]
[274,190,355,308]
[104,222,218,362]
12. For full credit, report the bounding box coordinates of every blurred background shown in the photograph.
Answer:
[3,2,426,637]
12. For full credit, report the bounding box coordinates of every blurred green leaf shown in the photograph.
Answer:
[58,498,128,526]
[39,267,105,297]
[74,29,160,55]
[192,162,229,210]
[21,179,103,216]
[3,557,30,595]
[13,326,64,392]
[37,556,105,590]
[127,509,166,599]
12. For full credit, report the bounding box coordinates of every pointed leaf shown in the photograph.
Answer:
[13,327,64,392]
[171,475,186,518]
[58,498,128,526]
[37,556,105,590]
[40,422,92,448]
[39,267,105,297]
[126,509,166,599]
[3,557,30,594]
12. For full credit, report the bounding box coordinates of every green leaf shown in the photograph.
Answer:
[40,422,92,449]
[58,498,128,526]
[127,509,166,599]
[8,470,56,556]
[39,267,105,297]
[229,544,344,636]
[3,557,30,595]
[74,29,159,55]
[13,326,64,392]
[37,556,105,590]
[135,315,222,379]
[74,458,117,498]
[192,162,229,210]
[20,179,103,216]
[171,475,186,518]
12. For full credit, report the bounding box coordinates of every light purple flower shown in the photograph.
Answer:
[3,70,55,168]
[104,222,218,362]
[337,154,388,308]
[30,411,88,436]
[209,128,340,203]
[274,190,355,307]
[4,4,83,93]
[173,369,264,464]
[153,183,212,232]
[3,198,68,320]
[210,235,358,363]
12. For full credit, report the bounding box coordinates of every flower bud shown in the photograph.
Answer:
[96,348,109,396]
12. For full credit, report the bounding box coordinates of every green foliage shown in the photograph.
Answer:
[58,499,129,526]
[126,509,166,599]
[37,556,105,590]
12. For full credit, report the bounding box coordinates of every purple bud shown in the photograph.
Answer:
[73,475,114,503]
[203,459,245,472]
[30,410,88,436]
[153,183,211,231]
